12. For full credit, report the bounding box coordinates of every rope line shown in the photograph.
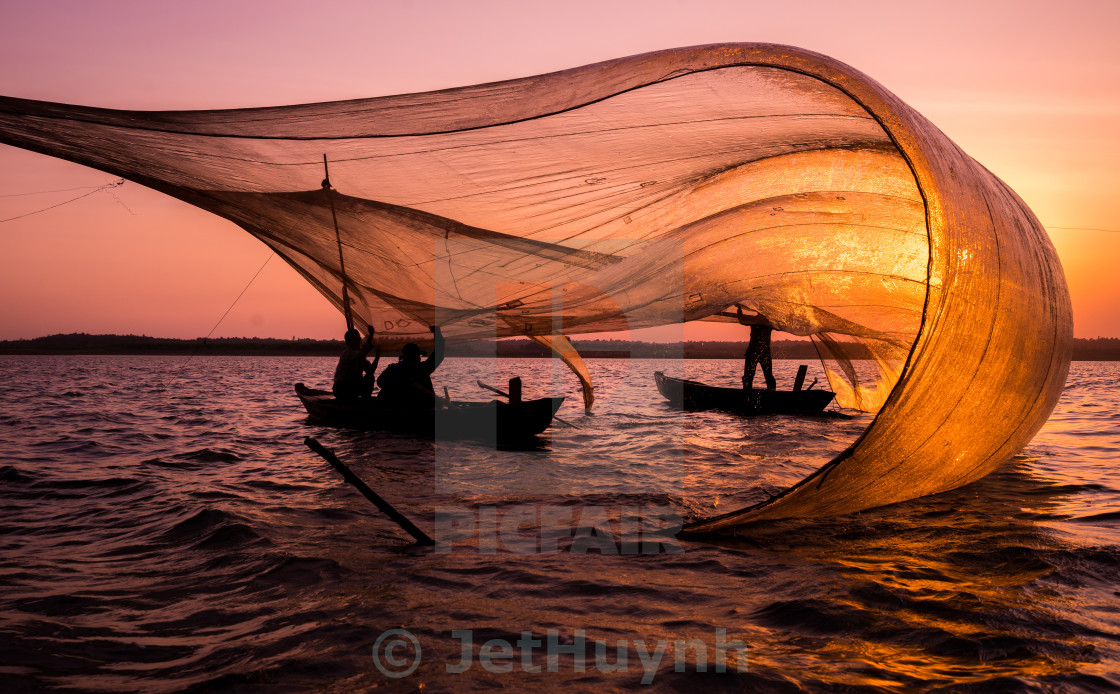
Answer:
[0,183,112,197]
[198,252,276,343]
[0,179,124,223]
[160,252,275,388]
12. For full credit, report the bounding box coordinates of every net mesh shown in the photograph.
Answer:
[0,44,1071,526]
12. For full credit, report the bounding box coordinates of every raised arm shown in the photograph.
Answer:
[424,325,445,374]
[735,306,772,327]
[369,345,382,374]
[358,324,376,357]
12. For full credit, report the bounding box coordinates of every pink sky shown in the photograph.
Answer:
[1,0,1117,341]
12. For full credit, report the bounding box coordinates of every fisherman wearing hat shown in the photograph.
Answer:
[376,326,446,408]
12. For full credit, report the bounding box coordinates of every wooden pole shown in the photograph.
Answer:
[322,155,353,332]
[793,364,808,392]
[304,437,435,546]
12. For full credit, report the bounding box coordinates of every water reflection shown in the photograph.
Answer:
[695,459,1120,688]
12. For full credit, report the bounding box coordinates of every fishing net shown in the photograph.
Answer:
[0,44,1071,527]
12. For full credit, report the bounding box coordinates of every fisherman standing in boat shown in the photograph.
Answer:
[376,326,446,408]
[333,325,381,400]
[737,307,777,390]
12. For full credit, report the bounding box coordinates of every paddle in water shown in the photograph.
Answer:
[304,437,435,546]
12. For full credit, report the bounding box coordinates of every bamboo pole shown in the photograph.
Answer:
[322,154,353,332]
[304,437,435,546]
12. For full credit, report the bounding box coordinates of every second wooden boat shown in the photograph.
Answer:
[654,371,835,415]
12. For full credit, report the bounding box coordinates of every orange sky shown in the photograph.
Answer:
[1,0,1117,341]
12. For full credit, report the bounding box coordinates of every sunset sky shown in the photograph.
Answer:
[1,0,1117,341]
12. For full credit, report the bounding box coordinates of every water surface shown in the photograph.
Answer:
[1,357,1117,691]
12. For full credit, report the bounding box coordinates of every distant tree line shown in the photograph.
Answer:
[0,333,346,356]
[1,333,1117,360]
[1071,337,1120,360]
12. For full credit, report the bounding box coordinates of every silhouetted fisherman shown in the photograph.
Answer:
[737,307,776,390]
[333,324,381,400]
[376,326,446,408]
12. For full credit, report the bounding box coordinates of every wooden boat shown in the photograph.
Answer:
[654,371,835,415]
[294,383,564,440]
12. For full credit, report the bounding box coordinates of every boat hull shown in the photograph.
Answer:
[654,371,835,415]
[294,383,563,440]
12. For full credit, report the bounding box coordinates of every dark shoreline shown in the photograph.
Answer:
[2,333,1118,360]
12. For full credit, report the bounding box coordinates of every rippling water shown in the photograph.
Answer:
[1,356,1118,692]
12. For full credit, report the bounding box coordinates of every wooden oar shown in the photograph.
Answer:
[477,380,509,398]
[476,380,578,429]
[442,385,462,412]
[304,437,435,546]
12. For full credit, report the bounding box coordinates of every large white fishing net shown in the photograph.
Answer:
[0,44,1071,528]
